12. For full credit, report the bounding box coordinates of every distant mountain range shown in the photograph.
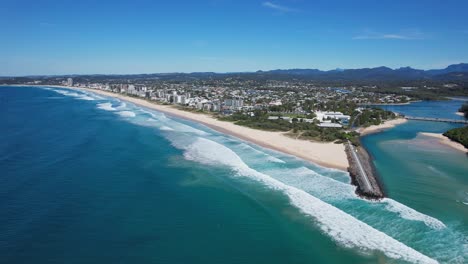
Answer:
[252,63,468,81]
[3,63,468,82]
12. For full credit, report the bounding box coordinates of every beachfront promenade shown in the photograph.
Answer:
[405,116,468,124]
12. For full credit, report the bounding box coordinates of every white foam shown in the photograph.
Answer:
[53,90,78,96]
[382,198,446,230]
[181,137,438,264]
[259,156,446,230]
[146,115,207,135]
[97,102,116,111]
[266,156,286,163]
[51,89,95,101]
[77,95,95,101]
[90,94,104,100]
[108,104,208,136]
[160,126,174,131]
[263,166,357,200]
[167,122,209,135]
[135,108,166,119]
[238,143,286,163]
[116,111,136,117]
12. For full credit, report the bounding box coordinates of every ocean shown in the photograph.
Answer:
[0,86,466,263]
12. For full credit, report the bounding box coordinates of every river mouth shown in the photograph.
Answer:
[361,100,468,262]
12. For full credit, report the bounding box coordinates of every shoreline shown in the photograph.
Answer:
[358,118,408,136]
[40,85,350,171]
[419,132,467,153]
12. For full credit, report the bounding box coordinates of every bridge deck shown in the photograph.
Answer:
[405,116,468,124]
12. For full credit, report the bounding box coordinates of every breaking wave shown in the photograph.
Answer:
[160,126,174,131]
[262,166,357,201]
[53,87,462,262]
[97,102,116,111]
[49,89,96,101]
[116,111,136,117]
[237,143,286,164]
[266,156,286,163]
[180,137,438,264]
[382,198,446,230]
[261,165,446,231]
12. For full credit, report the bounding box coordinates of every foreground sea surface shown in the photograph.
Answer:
[1,86,467,263]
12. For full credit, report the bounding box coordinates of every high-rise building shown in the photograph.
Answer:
[224,98,243,109]
[67,78,73,86]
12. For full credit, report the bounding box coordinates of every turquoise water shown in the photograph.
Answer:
[362,100,468,263]
[1,86,466,263]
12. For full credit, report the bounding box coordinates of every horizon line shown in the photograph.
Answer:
[1,63,466,78]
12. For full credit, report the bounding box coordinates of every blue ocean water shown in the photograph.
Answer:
[1,86,466,263]
[376,99,468,120]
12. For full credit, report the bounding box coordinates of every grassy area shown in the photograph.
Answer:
[219,110,360,144]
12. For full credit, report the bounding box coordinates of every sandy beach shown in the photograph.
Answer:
[48,86,350,171]
[358,118,407,136]
[419,132,467,152]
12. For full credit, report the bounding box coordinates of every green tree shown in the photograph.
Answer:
[459,103,468,119]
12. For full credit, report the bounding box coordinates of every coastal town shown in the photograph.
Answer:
[48,78,413,148]
[48,77,411,198]
[4,0,468,263]
[8,77,417,199]
[7,76,467,199]
[55,77,406,132]
[60,77,412,109]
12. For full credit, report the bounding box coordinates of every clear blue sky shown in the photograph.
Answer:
[1,0,468,76]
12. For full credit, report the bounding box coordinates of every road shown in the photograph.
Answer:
[347,141,372,192]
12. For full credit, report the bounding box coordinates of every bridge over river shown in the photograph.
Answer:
[405,116,468,124]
